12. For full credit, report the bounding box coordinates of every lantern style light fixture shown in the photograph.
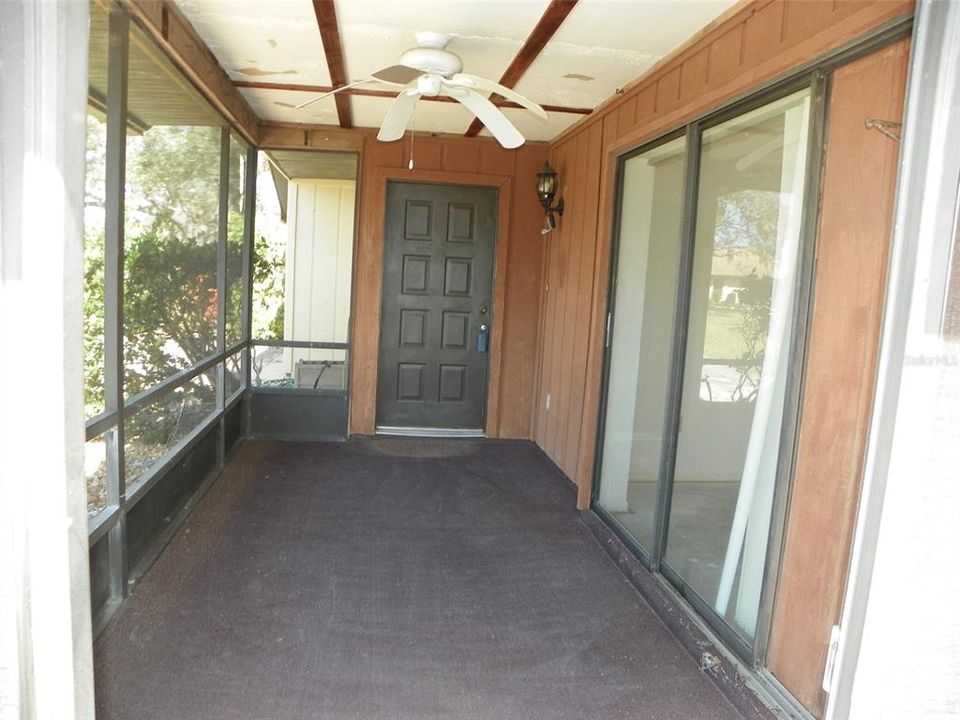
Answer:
[536,162,564,234]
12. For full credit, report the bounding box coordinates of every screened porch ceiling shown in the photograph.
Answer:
[173,0,738,142]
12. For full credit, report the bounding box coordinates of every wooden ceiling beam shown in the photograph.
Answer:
[234,81,592,116]
[311,0,352,129]
[464,0,579,137]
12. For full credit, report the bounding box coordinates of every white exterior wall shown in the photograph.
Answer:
[283,179,355,374]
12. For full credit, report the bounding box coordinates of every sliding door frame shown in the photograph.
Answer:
[591,127,687,568]
[591,14,914,666]
[591,72,831,665]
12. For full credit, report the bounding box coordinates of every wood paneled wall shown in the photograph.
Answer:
[536,0,913,506]
[535,1,913,718]
[766,39,910,716]
[350,135,547,438]
[533,121,604,477]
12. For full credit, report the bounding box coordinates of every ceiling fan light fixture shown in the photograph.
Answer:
[414,31,450,49]
[399,47,462,77]
[416,74,443,97]
[297,31,547,149]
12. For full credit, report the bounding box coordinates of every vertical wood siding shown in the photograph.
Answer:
[535,0,913,503]
[534,2,913,717]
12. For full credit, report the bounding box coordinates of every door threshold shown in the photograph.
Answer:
[375,426,485,438]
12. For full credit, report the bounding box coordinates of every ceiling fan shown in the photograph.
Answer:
[296,31,547,149]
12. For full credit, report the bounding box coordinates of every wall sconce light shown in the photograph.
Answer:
[536,162,564,235]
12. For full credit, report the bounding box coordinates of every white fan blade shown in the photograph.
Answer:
[295,79,373,110]
[447,87,524,149]
[447,73,548,120]
[378,89,421,142]
[371,64,422,86]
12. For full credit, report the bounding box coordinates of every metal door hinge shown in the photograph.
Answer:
[821,624,841,693]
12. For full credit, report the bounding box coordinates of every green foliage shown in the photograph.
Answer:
[225,210,245,343]
[83,231,106,417]
[83,121,287,447]
[125,126,221,243]
[252,227,285,340]
[83,114,107,418]
[714,189,778,268]
[123,229,226,393]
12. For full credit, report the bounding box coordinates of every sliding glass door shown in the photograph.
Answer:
[595,86,817,655]
[664,89,812,644]
[596,136,686,555]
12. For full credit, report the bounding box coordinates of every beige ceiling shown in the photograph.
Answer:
[175,0,737,142]
[267,149,358,181]
[89,2,221,128]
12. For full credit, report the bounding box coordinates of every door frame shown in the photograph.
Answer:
[349,166,513,437]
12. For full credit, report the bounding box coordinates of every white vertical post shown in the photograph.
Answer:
[0,1,96,718]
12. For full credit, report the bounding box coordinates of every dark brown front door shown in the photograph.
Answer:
[376,181,497,431]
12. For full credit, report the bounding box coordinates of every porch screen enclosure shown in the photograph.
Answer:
[82,3,257,631]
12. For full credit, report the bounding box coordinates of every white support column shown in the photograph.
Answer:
[0,1,96,719]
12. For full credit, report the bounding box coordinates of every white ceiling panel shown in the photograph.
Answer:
[238,87,340,126]
[549,0,737,54]
[177,0,332,86]
[337,1,549,43]
[514,41,659,111]
[337,1,548,89]
[175,0,740,141]
[515,0,737,110]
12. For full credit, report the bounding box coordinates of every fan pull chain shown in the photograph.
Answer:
[408,102,416,170]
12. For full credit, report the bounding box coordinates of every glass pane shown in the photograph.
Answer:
[664,89,811,642]
[226,136,247,345]
[124,371,217,488]
[225,351,244,399]
[85,433,109,518]
[596,136,686,552]
[123,25,224,397]
[84,4,108,419]
[252,345,348,391]
[252,153,356,342]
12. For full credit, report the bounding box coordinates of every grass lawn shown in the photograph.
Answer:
[702,304,765,361]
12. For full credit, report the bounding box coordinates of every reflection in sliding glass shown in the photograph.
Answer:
[596,136,686,552]
[664,89,811,641]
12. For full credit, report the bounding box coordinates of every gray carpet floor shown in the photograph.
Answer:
[94,438,745,720]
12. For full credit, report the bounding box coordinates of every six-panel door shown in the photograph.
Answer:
[376,181,497,431]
